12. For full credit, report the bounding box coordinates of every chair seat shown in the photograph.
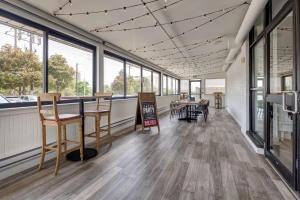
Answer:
[44,114,81,121]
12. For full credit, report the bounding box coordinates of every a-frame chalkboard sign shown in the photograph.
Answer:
[135,92,160,133]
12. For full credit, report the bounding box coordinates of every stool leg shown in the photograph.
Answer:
[95,115,100,152]
[39,125,46,170]
[108,113,112,147]
[54,125,62,176]
[62,125,67,154]
[78,121,84,162]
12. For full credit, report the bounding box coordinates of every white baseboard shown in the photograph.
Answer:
[226,108,264,155]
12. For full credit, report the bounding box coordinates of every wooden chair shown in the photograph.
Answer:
[37,93,83,175]
[85,92,113,151]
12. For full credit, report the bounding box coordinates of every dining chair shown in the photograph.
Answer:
[37,93,83,175]
[85,92,113,151]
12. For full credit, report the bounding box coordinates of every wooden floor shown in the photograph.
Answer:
[0,109,296,200]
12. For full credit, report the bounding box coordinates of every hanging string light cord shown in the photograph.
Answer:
[54,0,160,15]
[129,1,248,52]
[89,0,184,32]
[147,49,228,61]
[97,2,248,33]
[130,35,223,53]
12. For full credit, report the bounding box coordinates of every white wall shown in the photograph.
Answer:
[226,41,249,133]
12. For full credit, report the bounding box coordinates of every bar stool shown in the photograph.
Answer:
[85,92,113,151]
[37,93,83,175]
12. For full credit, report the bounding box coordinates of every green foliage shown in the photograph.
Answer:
[48,54,75,93]
[77,81,92,96]
[0,44,91,97]
[0,44,42,95]
[110,69,124,95]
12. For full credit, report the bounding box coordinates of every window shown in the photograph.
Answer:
[180,80,189,93]
[48,36,93,97]
[104,55,124,97]
[163,75,167,95]
[272,0,288,19]
[253,12,265,39]
[142,68,152,92]
[205,79,226,94]
[175,79,180,94]
[0,16,43,103]
[126,62,141,96]
[168,77,173,95]
[190,81,201,99]
[153,72,160,95]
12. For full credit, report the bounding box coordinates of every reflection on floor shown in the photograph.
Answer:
[0,109,296,200]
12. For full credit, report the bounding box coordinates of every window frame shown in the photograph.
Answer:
[162,75,180,96]
[0,9,96,109]
[104,51,162,98]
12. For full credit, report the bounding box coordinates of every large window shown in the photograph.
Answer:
[0,14,96,106]
[205,79,226,94]
[162,75,179,95]
[48,36,93,96]
[163,75,167,95]
[104,55,124,97]
[168,77,173,95]
[126,62,141,96]
[0,16,43,103]
[142,68,152,92]
[153,72,160,95]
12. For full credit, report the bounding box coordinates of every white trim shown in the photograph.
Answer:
[227,108,264,154]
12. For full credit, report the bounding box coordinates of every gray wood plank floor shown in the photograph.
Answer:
[0,109,296,200]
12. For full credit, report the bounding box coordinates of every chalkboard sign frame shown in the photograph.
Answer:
[135,92,160,133]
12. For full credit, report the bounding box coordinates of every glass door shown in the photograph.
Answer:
[265,11,297,186]
[250,39,265,146]
[189,80,201,99]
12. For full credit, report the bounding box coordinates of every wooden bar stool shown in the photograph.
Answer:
[37,93,83,175]
[85,92,113,151]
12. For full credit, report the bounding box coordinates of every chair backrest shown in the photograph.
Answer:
[37,93,61,121]
[95,92,113,111]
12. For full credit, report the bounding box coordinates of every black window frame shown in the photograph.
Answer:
[162,74,180,96]
[104,50,162,98]
[0,9,97,109]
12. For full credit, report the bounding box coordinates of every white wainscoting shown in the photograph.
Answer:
[0,95,178,180]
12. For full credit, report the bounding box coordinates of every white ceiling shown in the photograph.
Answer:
[21,0,249,79]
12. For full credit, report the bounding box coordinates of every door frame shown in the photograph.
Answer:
[263,1,297,188]
[189,80,201,99]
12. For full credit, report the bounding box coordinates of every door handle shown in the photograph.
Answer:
[282,91,298,114]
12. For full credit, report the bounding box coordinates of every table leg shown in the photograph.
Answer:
[66,99,98,161]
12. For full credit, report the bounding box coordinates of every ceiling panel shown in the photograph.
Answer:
[21,0,249,78]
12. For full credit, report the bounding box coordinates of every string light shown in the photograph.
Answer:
[54,0,161,16]
[129,3,247,52]
[130,36,222,53]
[90,0,184,32]
[146,48,228,61]
[92,2,247,33]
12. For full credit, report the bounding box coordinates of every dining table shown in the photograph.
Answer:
[177,99,209,122]
[60,96,98,161]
